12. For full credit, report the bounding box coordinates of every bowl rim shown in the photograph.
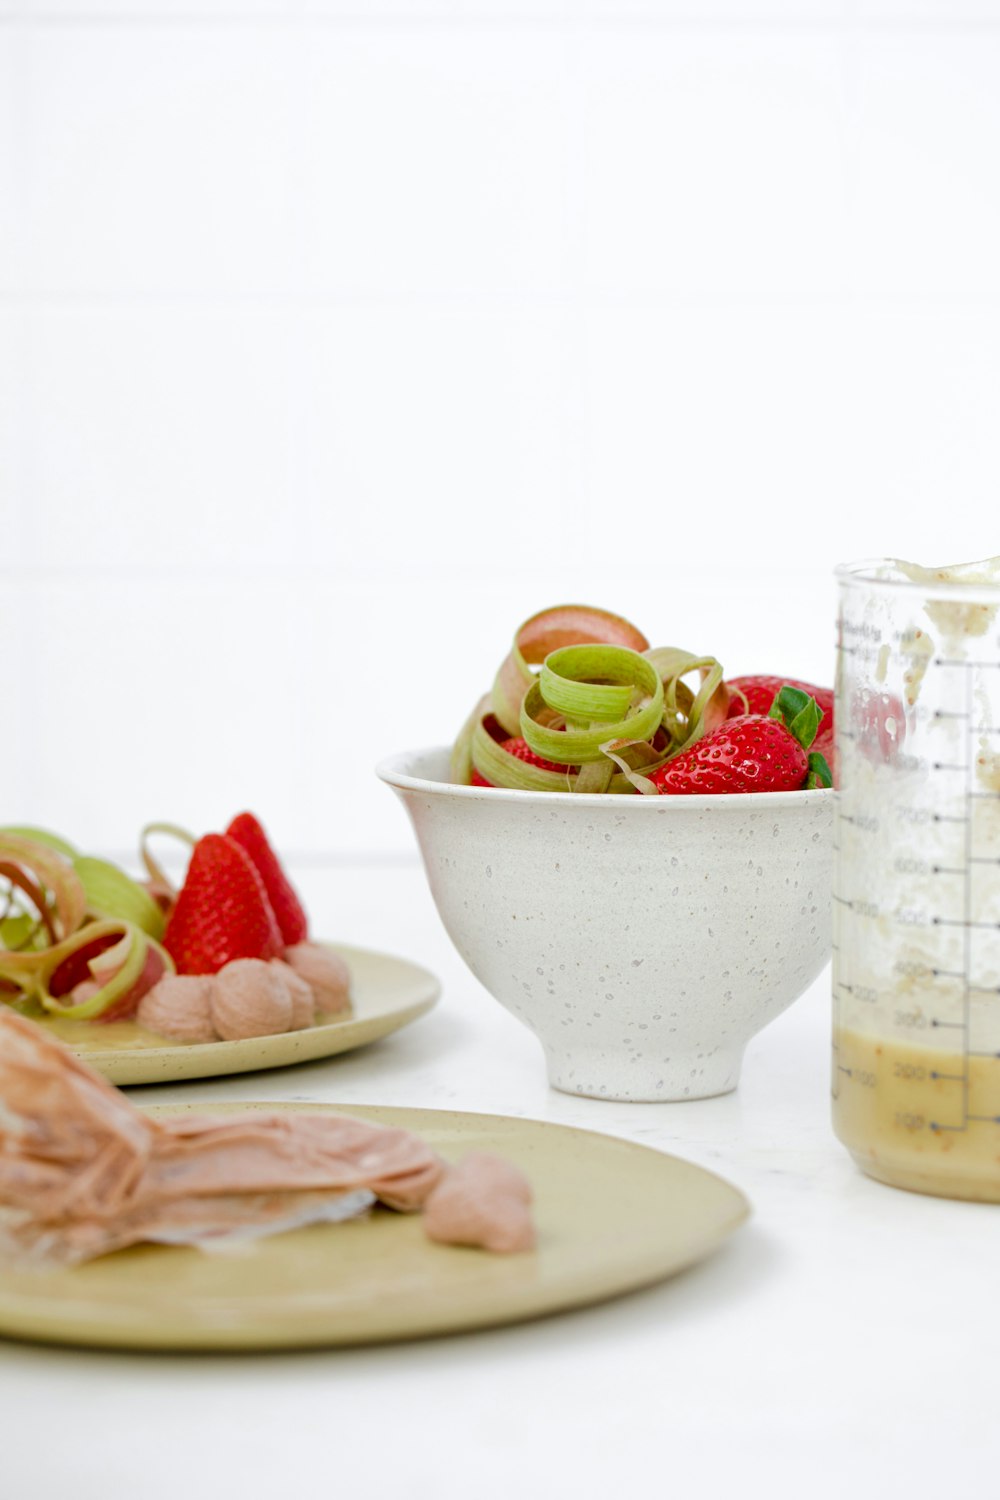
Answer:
[376,745,836,811]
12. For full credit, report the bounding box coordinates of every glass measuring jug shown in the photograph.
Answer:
[833,557,1000,1201]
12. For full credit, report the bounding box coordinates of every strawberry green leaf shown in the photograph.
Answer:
[768,685,822,750]
[806,751,833,789]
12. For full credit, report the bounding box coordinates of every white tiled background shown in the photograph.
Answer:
[3,1,1000,862]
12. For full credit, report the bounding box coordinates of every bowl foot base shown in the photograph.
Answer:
[544,1047,743,1104]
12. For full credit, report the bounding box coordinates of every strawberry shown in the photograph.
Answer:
[226,811,309,946]
[652,686,833,795]
[853,689,905,765]
[472,736,575,788]
[726,675,834,740]
[163,833,283,975]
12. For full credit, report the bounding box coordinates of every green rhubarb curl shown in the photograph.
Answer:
[521,645,664,767]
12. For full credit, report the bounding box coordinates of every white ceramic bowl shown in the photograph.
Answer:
[378,747,834,1103]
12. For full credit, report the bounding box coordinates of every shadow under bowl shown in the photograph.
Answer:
[377,747,833,1103]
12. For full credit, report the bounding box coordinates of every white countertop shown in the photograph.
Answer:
[4,862,998,1500]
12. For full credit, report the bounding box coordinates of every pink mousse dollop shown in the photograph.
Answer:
[136,975,217,1043]
[270,959,316,1030]
[283,943,351,1015]
[422,1153,536,1254]
[210,959,294,1041]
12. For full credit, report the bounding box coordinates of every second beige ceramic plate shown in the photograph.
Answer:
[38,944,439,1086]
[0,1102,749,1351]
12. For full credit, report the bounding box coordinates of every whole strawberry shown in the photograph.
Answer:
[726,675,834,740]
[652,687,833,795]
[472,737,576,788]
[163,833,283,975]
[226,811,308,946]
[853,689,905,765]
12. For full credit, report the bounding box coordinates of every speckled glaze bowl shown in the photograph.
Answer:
[377,748,833,1103]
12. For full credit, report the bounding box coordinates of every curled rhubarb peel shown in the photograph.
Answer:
[0,914,38,954]
[521,645,664,770]
[458,609,738,794]
[562,650,727,794]
[35,920,175,1022]
[490,605,651,739]
[597,739,665,797]
[450,693,491,786]
[470,719,577,792]
[644,649,728,749]
[0,833,177,1015]
[469,714,637,794]
[0,837,87,981]
[73,856,166,942]
[0,860,59,945]
[0,826,78,860]
[139,822,196,899]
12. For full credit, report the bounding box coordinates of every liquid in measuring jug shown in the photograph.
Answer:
[833,557,1000,1201]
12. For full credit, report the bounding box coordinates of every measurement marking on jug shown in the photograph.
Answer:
[932,918,1000,930]
[935,658,1000,669]
[962,665,974,1127]
[841,813,879,832]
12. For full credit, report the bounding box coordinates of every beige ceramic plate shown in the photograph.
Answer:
[38,944,439,1086]
[0,1102,749,1351]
